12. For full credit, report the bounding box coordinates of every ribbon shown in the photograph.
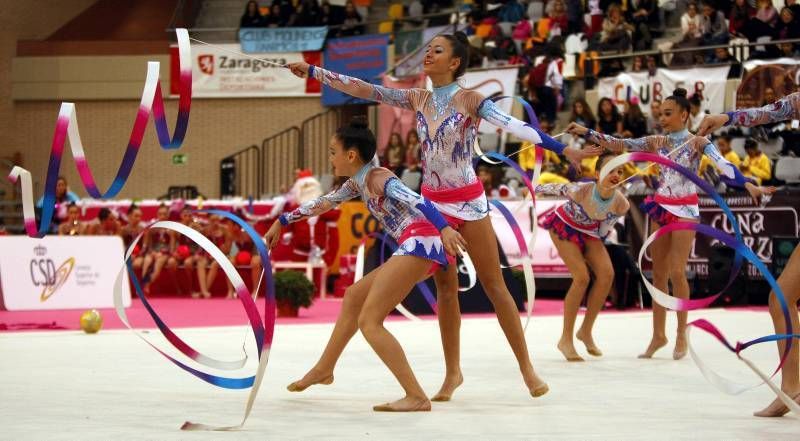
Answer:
[7,29,191,238]
[116,210,276,430]
[600,152,799,414]
[473,95,544,330]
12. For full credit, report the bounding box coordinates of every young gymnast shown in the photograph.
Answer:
[286,32,590,399]
[697,95,797,416]
[265,118,467,412]
[537,152,630,361]
[566,88,769,360]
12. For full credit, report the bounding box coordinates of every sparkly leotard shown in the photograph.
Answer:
[280,164,451,267]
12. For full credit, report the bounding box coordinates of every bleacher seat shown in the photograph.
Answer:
[775,157,800,183]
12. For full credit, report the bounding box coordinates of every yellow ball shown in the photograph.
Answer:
[79,309,103,334]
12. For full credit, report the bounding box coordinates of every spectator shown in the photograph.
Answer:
[338,1,365,37]
[631,55,645,71]
[570,98,597,129]
[498,0,525,22]
[273,0,295,24]
[710,47,743,77]
[597,97,623,135]
[680,2,704,41]
[774,7,800,40]
[319,0,340,27]
[57,203,84,236]
[203,215,234,299]
[756,0,778,26]
[646,54,660,76]
[565,0,584,34]
[265,4,288,27]
[384,132,405,173]
[729,0,755,37]
[477,164,500,197]
[741,139,772,183]
[623,98,648,138]
[600,4,633,51]
[404,129,421,171]
[36,176,80,231]
[409,0,423,20]
[141,204,175,296]
[701,2,730,45]
[546,0,569,36]
[121,204,145,270]
[788,0,800,17]
[647,99,664,134]
[241,1,265,27]
[778,41,799,57]
[626,0,659,51]
[529,44,563,124]
[289,1,321,27]
[90,207,122,236]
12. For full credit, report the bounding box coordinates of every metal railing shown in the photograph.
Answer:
[262,126,301,195]
[300,109,341,180]
[220,144,261,198]
[583,36,800,79]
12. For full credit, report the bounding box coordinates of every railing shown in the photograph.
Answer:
[220,144,260,198]
[301,109,341,179]
[582,36,800,80]
[261,126,301,195]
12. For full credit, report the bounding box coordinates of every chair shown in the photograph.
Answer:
[775,157,800,183]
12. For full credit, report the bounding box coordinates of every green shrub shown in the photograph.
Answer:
[273,270,315,308]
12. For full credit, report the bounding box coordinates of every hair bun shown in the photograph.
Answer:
[672,88,688,98]
[349,115,368,130]
[454,31,469,44]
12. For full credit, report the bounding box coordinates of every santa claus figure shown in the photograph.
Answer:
[272,169,340,269]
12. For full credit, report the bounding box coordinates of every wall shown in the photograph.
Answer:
[13,96,324,199]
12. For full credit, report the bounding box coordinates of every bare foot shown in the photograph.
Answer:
[286,368,334,392]
[638,335,668,359]
[576,330,603,357]
[200,291,211,299]
[225,291,236,299]
[431,372,464,402]
[521,367,549,398]
[557,339,585,362]
[673,333,688,360]
[373,396,431,412]
[753,391,800,417]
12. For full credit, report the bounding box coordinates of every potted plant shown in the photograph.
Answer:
[273,270,315,317]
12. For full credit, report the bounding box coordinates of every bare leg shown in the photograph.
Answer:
[142,254,154,277]
[205,261,220,298]
[183,256,199,297]
[640,220,671,358]
[667,228,696,360]
[225,257,236,299]
[358,255,433,412]
[196,255,211,298]
[287,267,381,392]
[755,246,800,417]
[460,216,547,396]
[150,254,169,284]
[549,231,591,362]
[251,254,262,297]
[431,264,463,401]
[577,239,614,357]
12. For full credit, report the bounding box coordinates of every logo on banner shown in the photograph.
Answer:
[198,55,214,75]
[30,245,76,302]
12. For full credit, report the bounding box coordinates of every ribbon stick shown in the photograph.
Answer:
[7,29,192,238]
[600,152,798,414]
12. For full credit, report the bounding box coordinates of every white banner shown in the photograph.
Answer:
[598,66,731,116]
[183,44,318,98]
[0,236,132,311]
[490,198,568,276]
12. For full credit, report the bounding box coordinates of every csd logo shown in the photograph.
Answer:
[29,245,75,302]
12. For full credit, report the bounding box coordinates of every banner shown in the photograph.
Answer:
[333,201,380,273]
[737,59,800,109]
[169,44,320,97]
[597,66,731,116]
[322,34,389,106]
[239,27,328,53]
[490,199,569,275]
[630,192,800,279]
[0,236,132,311]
